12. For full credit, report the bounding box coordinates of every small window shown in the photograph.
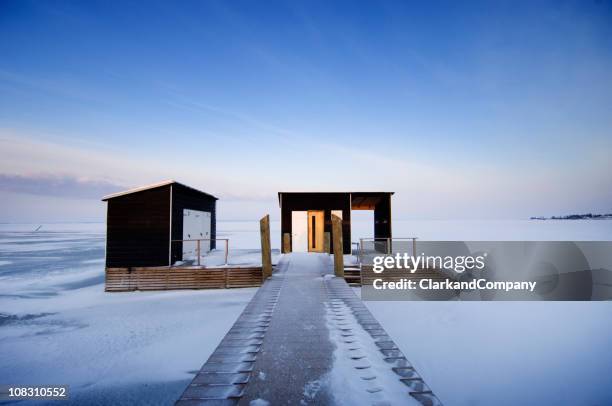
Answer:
[312,215,316,248]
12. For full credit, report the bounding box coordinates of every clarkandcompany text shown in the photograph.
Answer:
[372,278,537,292]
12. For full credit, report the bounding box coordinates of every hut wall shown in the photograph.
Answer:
[374,195,392,240]
[105,185,171,267]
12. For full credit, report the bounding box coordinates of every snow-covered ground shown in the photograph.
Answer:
[1,219,611,405]
[363,300,612,406]
[354,219,612,406]
[0,286,256,405]
[324,298,421,406]
[178,247,280,267]
[0,223,257,405]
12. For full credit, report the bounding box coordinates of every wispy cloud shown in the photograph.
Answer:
[0,173,124,199]
[0,70,104,105]
[0,129,285,201]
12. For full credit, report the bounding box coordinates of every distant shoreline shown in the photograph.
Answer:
[530,214,612,220]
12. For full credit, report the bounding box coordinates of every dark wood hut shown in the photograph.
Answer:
[278,192,393,254]
[102,180,217,268]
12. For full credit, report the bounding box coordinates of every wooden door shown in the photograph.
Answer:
[307,211,324,252]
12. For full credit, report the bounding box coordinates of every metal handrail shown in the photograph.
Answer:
[359,237,419,240]
[359,237,419,258]
[355,238,418,286]
[171,238,229,266]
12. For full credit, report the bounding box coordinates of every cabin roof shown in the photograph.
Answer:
[102,180,218,201]
[277,191,393,206]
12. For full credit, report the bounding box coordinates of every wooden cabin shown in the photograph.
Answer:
[102,180,217,268]
[278,192,393,254]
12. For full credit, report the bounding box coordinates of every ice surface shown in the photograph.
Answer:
[361,297,612,405]
[1,220,611,405]
[249,399,270,406]
[353,219,612,405]
[353,218,612,241]
[178,248,281,267]
[0,223,256,405]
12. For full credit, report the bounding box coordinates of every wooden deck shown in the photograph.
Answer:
[105,266,264,292]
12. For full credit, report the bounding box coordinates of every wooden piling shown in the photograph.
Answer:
[324,232,330,254]
[260,214,273,279]
[332,214,344,277]
[283,233,291,253]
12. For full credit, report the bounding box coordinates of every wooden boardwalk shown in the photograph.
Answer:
[176,253,442,405]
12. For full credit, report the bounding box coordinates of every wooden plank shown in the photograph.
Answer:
[105,266,263,292]
[332,214,344,277]
[260,214,272,279]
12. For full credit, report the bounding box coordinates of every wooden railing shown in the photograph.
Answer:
[171,238,229,266]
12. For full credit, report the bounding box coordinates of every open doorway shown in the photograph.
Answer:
[350,210,374,244]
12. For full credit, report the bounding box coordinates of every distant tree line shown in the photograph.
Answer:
[530,213,612,220]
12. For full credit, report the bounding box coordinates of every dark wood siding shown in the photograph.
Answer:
[105,185,171,267]
[374,194,392,240]
[170,183,217,264]
[280,193,351,254]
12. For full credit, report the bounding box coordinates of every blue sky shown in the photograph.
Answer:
[0,0,611,222]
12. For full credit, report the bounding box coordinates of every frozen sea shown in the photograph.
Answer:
[1,219,611,405]
[0,222,257,405]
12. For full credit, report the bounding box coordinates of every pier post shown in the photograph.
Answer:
[197,239,201,266]
[283,233,291,253]
[225,239,229,266]
[332,214,344,277]
[260,214,272,279]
